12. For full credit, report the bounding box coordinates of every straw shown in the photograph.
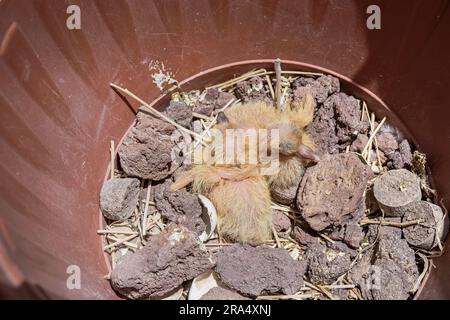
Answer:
[110,83,207,142]
[110,140,115,179]
[274,58,282,109]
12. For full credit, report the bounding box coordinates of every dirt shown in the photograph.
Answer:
[154,179,205,235]
[110,224,214,299]
[215,244,306,296]
[402,200,448,250]
[306,92,369,155]
[118,110,176,180]
[292,75,340,104]
[195,88,236,116]
[373,169,422,217]
[100,178,140,221]
[297,153,373,231]
[235,76,273,105]
[306,242,352,284]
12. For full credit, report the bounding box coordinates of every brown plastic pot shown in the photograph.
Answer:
[0,0,449,299]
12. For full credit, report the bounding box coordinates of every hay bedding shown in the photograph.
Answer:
[98,60,448,300]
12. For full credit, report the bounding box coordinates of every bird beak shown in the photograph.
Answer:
[297,144,320,162]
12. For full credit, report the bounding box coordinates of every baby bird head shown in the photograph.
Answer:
[270,121,320,162]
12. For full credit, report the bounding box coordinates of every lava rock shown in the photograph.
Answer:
[373,169,422,217]
[215,244,306,296]
[170,128,193,168]
[118,111,176,180]
[110,224,214,299]
[100,178,140,221]
[164,100,193,128]
[398,140,413,166]
[306,242,352,284]
[328,219,365,249]
[291,221,319,246]
[387,139,413,169]
[402,200,449,250]
[201,286,250,300]
[326,241,358,258]
[154,179,205,235]
[366,217,403,243]
[376,132,398,155]
[306,92,369,155]
[195,88,236,116]
[305,103,339,155]
[349,237,419,300]
[347,248,374,299]
[272,210,292,235]
[365,186,380,214]
[292,75,340,104]
[371,237,419,300]
[350,134,369,153]
[330,93,370,143]
[297,153,373,231]
[235,77,272,104]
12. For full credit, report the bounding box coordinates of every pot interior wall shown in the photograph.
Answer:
[0,0,449,299]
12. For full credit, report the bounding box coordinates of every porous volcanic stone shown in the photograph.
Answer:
[306,242,352,284]
[118,111,176,180]
[398,140,413,166]
[376,132,398,155]
[402,200,449,250]
[350,134,369,153]
[110,224,214,299]
[373,169,421,217]
[371,237,419,300]
[201,286,250,300]
[292,75,340,104]
[297,153,373,231]
[100,178,140,221]
[306,92,369,155]
[164,100,193,128]
[195,88,236,116]
[387,139,413,169]
[290,222,319,246]
[349,237,418,300]
[235,77,272,104]
[328,219,365,249]
[272,210,292,235]
[215,244,306,296]
[366,217,403,243]
[154,179,205,235]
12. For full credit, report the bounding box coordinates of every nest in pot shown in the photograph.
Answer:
[98,61,448,300]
